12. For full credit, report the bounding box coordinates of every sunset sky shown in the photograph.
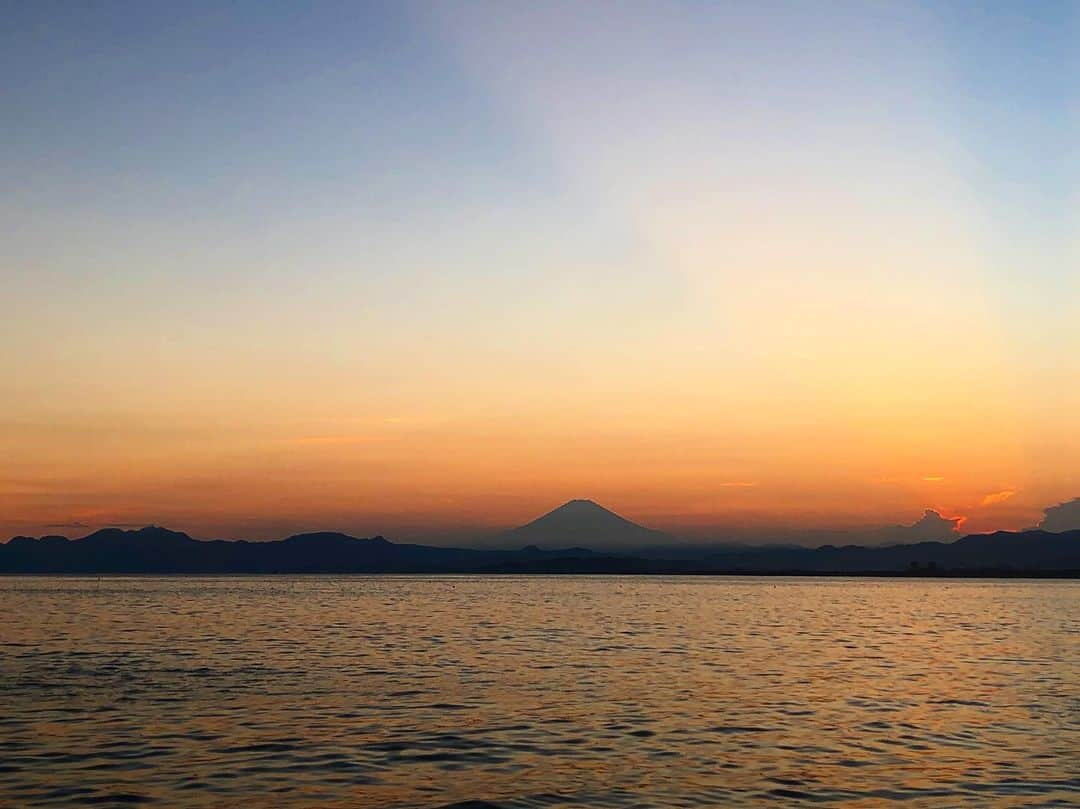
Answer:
[3,2,1078,542]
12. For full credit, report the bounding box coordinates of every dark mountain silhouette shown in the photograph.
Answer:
[0,525,596,574]
[702,529,1080,574]
[1,505,1077,575]
[495,499,672,549]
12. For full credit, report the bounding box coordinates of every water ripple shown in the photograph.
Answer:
[1,576,1077,807]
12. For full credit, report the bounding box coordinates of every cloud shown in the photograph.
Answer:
[1037,497,1080,533]
[717,481,757,488]
[922,476,945,482]
[980,489,1016,507]
[288,435,395,446]
[866,509,964,545]
[901,509,964,539]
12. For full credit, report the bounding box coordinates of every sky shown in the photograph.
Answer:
[2,1,1078,542]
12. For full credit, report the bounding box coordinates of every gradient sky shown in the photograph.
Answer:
[3,1,1078,542]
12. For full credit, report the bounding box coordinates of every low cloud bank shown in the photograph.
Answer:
[1037,497,1080,533]
[874,509,963,544]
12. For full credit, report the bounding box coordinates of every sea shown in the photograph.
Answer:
[1,576,1076,807]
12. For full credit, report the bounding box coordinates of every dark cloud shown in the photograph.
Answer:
[873,509,963,544]
[1037,497,1080,533]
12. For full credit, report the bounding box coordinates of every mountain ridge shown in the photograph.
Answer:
[2,504,1078,574]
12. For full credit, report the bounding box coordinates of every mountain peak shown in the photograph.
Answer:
[282,532,392,546]
[550,499,609,513]
[82,525,193,541]
[502,499,669,549]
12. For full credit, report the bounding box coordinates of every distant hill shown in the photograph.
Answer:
[703,529,1080,574]
[0,526,594,574]
[495,499,672,549]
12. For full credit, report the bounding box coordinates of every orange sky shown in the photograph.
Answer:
[2,383,1076,541]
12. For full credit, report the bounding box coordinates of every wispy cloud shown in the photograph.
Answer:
[980,489,1016,507]
[717,481,758,488]
[923,476,945,482]
[289,435,396,446]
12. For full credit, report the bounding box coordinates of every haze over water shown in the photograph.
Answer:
[2,576,1076,807]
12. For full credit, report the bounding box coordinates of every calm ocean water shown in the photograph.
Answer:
[1,576,1076,807]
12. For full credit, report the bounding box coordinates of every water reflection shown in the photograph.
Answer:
[1,576,1077,806]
